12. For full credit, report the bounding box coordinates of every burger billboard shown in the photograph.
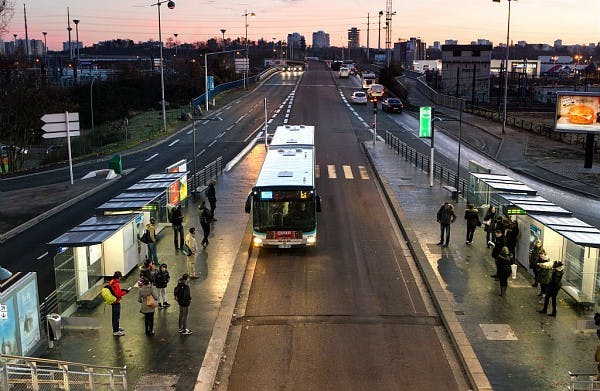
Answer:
[555,92,600,133]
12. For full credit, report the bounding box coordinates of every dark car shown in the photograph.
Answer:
[381,98,403,113]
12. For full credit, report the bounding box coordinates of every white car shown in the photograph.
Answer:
[351,91,368,104]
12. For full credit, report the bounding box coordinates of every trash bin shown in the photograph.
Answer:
[108,154,123,174]
[47,313,61,347]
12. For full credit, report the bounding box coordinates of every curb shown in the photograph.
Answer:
[362,142,492,391]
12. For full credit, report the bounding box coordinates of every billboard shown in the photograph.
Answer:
[555,92,600,133]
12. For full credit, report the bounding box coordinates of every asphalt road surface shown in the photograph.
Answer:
[223,62,469,390]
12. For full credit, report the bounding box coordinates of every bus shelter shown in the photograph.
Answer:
[47,213,145,316]
[467,173,537,210]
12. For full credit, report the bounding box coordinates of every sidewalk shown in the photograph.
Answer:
[366,140,597,390]
[38,145,265,389]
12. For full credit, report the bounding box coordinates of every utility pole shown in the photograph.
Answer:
[23,4,30,59]
[366,13,370,61]
[67,8,73,61]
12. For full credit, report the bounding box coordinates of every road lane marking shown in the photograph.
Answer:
[216,132,226,139]
[145,153,159,161]
[342,165,354,179]
[186,129,193,135]
[235,114,247,124]
[37,252,48,260]
[208,140,217,148]
[226,125,234,131]
[358,166,370,180]
[327,165,337,179]
[196,149,206,157]
[168,139,179,147]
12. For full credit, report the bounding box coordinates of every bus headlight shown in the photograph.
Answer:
[253,237,263,246]
[306,236,316,245]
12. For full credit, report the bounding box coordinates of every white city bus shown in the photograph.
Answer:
[245,125,321,248]
[361,71,377,89]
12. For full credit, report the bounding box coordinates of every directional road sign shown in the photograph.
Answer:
[42,131,80,139]
[40,111,80,184]
[42,122,80,132]
[41,112,79,123]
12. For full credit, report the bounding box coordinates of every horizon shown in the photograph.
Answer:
[2,0,599,51]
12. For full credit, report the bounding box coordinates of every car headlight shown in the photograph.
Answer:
[306,236,316,245]
[253,237,263,246]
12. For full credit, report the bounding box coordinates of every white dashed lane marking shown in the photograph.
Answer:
[342,165,354,179]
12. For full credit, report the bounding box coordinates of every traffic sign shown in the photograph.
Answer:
[419,106,432,138]
[42,131,81,139]
[41,112,79,123]
[42,122,80,132]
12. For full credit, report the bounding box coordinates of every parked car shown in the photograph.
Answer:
[381,98,403,113]
[351,91,368,104]
[0,145,28,157]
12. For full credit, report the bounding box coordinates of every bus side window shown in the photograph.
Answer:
[316,195,322,212]
[245,193,252,214]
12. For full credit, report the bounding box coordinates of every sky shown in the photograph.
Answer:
[3,0,600,51]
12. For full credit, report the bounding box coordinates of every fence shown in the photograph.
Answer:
[568,371,600,390]
[384,131,469,197]
[0,354,127,391]
[189,157,223,196]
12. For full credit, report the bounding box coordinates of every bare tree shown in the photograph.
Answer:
[0,0,14,36]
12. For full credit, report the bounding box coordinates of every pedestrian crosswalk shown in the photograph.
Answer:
[315,164,370,180]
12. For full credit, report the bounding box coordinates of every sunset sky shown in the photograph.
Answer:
[3,0,599,50]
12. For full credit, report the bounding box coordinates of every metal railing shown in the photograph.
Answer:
[568,371,600,390]
[190,156,223,195]
[0,354,127,391]
[384,131,468,197]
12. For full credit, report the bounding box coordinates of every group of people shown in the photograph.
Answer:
[108,268,194,337]
[437,202,564,310]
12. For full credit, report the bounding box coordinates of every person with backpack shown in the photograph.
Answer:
[154,263,171,308]
[108,271,131,337]
[171,204,185,252]
[174,274,192,335]
[198,200,211,248]
[538,259,564,317]
[146,218,159,265]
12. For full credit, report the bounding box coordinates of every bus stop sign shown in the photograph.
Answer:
[419,106,432,138]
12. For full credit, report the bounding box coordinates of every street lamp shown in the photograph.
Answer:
[73,19,80,61]
[12,33,17,55]
[220,29,226,49]
[493,0,512,134]
[173,33,178,56]
[243,9,255,89]
[90,77,97,143]
[151,0,175,133]
[378,11,383,51]
[42,32,47,57]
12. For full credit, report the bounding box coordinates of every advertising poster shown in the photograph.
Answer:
[555,92,600,133]
[17,278,41,355]
[0,299,19,355]
[529,224,543,254]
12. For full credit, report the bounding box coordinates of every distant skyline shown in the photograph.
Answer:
[2,0,599,51]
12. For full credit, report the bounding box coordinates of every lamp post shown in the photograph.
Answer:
[12,33,17,55]
[173,33,178,56]
[73,19,80,61]
[204,48,240,112]
[574,54,582,91]
[220,29,226,49]
[378,11,383,51]
[243,9,255,89]
[42,32,47,57]
[493,0,512,134]
[151,0,175,133]
[90,77,97,143]
[454,99,464,200]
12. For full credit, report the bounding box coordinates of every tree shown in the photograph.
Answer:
[0,0,14,36]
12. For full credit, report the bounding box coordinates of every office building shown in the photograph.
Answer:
[312,30,330,49]
[347,27,359,49]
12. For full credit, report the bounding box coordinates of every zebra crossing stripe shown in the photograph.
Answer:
[342,165,353,179]
[358,166,370,180]
[327,165,337,179]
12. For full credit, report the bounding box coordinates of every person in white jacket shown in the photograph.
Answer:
[184,227,199,279]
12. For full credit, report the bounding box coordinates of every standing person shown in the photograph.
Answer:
[154,263,171,308]
[184,227,199,279]
[496,246,513,297]
[436,202,456,247]
[138,276,158,335]
[529,240,544,288]
[505,220,520,259]
[108,271,131,337]
[483,206,497,247]
[538,260,564,316]
[537,251,553,303]
[206,179,217,221]
[171,204,185,252]
[198,201,211,248]
[174,274,193,335]
[490,229,506,279]
[146,218,159,265]
[464,204,481,245]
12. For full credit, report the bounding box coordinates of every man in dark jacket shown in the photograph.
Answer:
[154,263,170,308]
[175,274,192,335]
[464,204,481,245]
[538,260,564,317]
[490,229,506,279]
[436,202,456,247]
[206,179,217,221]
[171,204,184,251]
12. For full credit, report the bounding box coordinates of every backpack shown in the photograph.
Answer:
[101,284,117,305]
[139,229,151,244]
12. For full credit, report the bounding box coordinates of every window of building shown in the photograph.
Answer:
[472,50,481,57]
[453,50,461,57]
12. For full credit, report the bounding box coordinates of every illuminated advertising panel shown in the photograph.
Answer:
[555,92,600,133]
[166,160,188,205]
[17,278,41,355]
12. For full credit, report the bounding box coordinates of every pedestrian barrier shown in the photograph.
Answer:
[384,130,468,197]
[568,371,600,390]
[189,157,223,197]
[0,354,127,390]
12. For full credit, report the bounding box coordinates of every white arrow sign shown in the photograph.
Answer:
[41,112,79,123]
[42,122,80,132]
[42,131,81,139]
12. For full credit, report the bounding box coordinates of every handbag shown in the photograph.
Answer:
[182,243,192,256]
[144,294,159,308]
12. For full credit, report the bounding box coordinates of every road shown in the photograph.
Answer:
[0,71,303,300]
[224,62,469,389]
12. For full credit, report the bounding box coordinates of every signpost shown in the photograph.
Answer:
[41,111,80,184]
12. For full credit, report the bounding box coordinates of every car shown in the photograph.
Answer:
[350,91,368,104]
[381,98,403,113]
[367,83,385,100]
[338,67,350,78]
[0,145,28,157]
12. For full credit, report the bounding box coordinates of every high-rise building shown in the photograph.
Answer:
[286,32,306,60]
[433,41,441,50]
[394,37,426,68]
[312,30,330,49]
[347,27,359,49]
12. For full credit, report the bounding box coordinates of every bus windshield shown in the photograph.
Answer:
[253,196,316,232]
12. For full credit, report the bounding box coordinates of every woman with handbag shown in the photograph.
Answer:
[138,276,159,336]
